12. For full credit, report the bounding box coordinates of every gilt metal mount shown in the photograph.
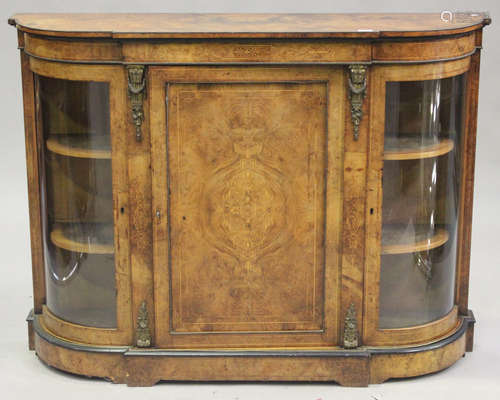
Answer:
[136,301,151,348]
[348,64,368,141]
[343,303,360,349]
[127,65,146,142]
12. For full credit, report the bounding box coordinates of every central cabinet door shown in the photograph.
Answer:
[150,66,345,348]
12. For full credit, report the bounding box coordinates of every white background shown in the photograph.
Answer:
[1,1,499,399]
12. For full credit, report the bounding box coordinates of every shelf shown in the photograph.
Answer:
[384,138,454,161]
[382,225,449,255]
[50,223,114,254]
[46,135,111,159]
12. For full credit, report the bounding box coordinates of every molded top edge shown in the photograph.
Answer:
[8,12,491,39]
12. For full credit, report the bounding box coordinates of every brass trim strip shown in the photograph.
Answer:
[31,309,474,357]
[33,312,129,353]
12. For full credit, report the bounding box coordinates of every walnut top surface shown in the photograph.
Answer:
[9,12,491,39]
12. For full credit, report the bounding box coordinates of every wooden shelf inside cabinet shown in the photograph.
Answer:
[384,138,454,161]
[382,225,449,255]
[46,135,111,159]
[50,223,114,254]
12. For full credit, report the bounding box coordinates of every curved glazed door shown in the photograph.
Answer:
[30,58,132,345]
[364,58,471,346]
[150,66,345,348]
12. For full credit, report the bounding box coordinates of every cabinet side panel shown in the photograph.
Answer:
[20,51,46,313]
[456,50,481,314]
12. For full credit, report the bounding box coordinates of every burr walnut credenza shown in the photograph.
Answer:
[9,12,491,386]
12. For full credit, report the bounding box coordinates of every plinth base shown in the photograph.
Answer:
[28,310,475,387]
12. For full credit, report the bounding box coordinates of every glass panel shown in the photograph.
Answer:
[379,74,466,329]
[37,76,116,328]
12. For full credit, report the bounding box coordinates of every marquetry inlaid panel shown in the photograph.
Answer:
[167,82,328,333]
